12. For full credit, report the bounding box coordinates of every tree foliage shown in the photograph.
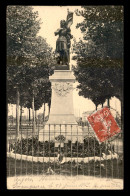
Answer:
[73,6,123,107]
[7,6,55,110]
[7,6,41,67]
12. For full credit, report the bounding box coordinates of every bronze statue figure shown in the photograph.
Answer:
[54,11,73,67]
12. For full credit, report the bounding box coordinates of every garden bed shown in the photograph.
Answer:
[7,136,123,179]
[9,136,115,157]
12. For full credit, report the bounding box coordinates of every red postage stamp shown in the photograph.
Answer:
[87,107,121,143]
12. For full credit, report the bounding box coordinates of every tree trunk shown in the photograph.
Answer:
[16,89,20,137]
[32,93,35,133]
[102,103,103,108]
[48,101,51,116]
[12,105,14,125]
[20,105,22,126]
[121,99,123,131]
[48,104,50,116]
[43,103,45,122]
[7,103,9,152]
[35,110,37,126]
[29,108,31,125]
[96,105,97,111]
[107,98,110,108]
[7,103,8,131]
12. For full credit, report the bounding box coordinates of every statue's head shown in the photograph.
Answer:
[60,20,66,28]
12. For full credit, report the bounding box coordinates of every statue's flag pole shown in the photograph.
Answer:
[66,11,73,28]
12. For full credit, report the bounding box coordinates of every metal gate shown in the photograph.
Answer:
[7,122,123,179]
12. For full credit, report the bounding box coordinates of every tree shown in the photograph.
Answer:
[73,6,123,111]
[7,6,42,134]
[7,6,55,132]
[32,78,52,123]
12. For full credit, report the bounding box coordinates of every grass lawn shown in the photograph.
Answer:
[7,157,123,179]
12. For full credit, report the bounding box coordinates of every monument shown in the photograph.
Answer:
[39,10,83,145]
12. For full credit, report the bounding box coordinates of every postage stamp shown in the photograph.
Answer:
[87,107,121,143]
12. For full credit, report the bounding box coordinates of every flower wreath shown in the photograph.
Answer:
[55,135,66,142]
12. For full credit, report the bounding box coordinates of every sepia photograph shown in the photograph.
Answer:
[6,5,123,189]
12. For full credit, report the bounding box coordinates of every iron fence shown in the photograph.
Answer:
[7,122,123,179]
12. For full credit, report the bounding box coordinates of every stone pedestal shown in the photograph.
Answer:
[39,70,83,143]
[48,70,76,124]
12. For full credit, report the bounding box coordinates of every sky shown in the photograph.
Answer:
[33,6,83,52]
[8,6,121,118]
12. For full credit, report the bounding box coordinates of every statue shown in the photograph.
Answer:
[54,11,73,68]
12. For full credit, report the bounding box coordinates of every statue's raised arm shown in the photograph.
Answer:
[54,28,62,36]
